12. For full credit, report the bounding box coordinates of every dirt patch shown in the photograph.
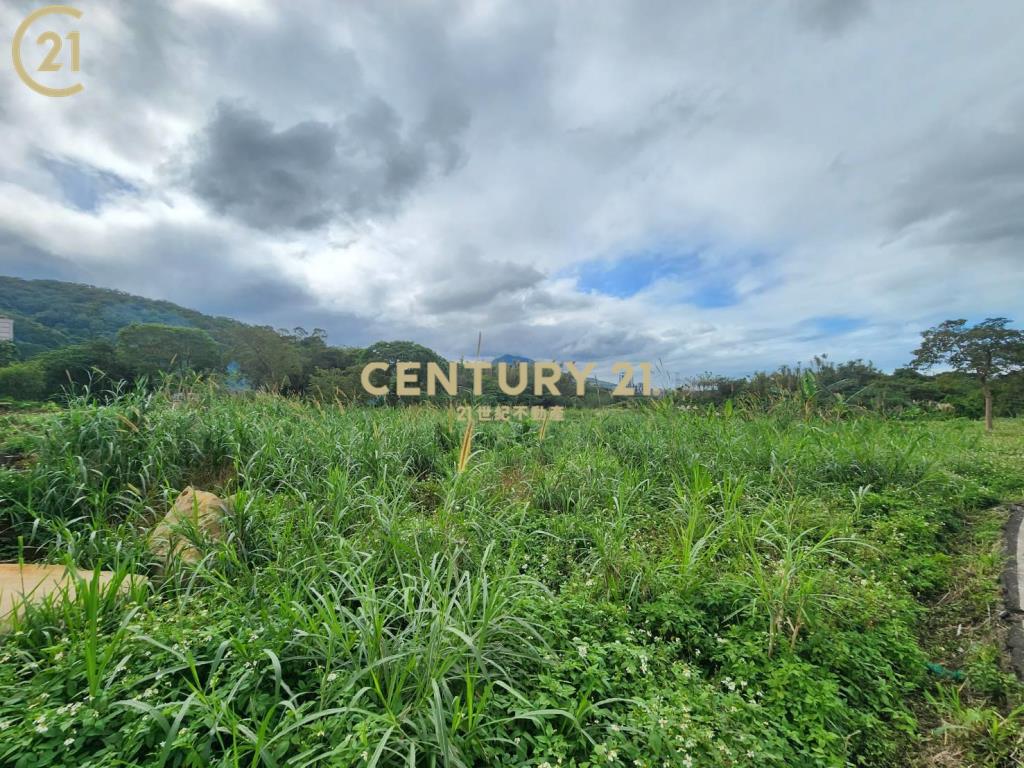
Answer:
[1,563,147,632]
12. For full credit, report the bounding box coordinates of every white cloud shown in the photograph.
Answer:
[1,0,1022,376]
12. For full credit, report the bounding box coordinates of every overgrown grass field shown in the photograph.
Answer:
[1,389,1023,767]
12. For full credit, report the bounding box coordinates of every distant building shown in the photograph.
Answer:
[0,318,12,342]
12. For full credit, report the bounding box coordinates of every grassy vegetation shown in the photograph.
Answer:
[1,387,1023,766]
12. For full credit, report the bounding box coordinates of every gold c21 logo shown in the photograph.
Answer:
[12,5,83,97]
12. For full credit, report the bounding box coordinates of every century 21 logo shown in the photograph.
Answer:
[12,5,83,97]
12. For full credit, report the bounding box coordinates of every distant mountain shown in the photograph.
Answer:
[0,276,247,359]
[490,353,623,391]
[492,354,533,365]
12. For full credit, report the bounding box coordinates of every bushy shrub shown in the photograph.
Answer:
[0,360,46,400]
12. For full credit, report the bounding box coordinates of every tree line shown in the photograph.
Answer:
[0,324,592,407]
[674,318,1024,429]
[1,318,1021,427]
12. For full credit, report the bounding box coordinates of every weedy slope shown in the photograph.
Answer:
[1,388,1022,767]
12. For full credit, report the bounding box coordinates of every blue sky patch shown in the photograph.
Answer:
[810,315,866,335]
[575,252,683,298]
[41,156,137,212]
[572,248,767,308]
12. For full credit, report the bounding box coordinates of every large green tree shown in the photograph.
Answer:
[0,340,126,401]
[226,326,303,392]
[307,366,365,402]
[115,324,221,379]
[361,341,448,401]
[275,327,362,393]
[910,318,1024,431]
[0,341,16,368]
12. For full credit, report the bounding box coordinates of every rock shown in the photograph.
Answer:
[148,486,234,565]
[1,563,146,632]
[0,452,25,468]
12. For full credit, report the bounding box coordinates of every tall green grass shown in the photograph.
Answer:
[1,386,1022,766]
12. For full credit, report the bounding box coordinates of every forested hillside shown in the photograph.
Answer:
[0,277,596,405]
[0,277,245,358]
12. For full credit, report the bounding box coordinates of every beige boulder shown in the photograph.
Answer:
[148,486,234,565]
[1,563,146,632]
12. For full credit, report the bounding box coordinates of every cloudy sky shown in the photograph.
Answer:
[2,0,1023,382]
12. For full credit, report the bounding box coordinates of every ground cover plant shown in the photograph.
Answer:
[1,386,1023,766]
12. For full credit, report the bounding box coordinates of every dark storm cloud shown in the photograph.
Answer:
[890,120,1024,246]
[187,98,469,231]
[555,328,668,362]
[420,251,545,313]
[0,236,81,283]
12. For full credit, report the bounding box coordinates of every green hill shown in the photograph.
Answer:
[0,276,246,359]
